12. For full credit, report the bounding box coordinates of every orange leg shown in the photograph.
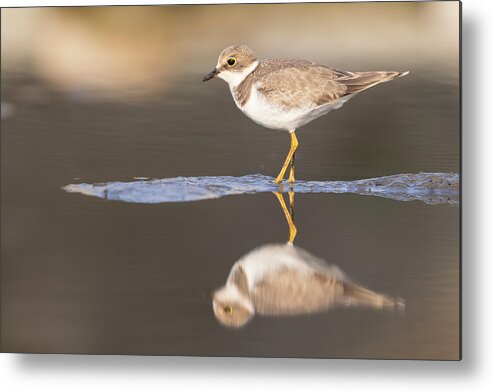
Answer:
[274,131,298,183]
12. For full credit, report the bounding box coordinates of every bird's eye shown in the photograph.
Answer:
[224,306,233,315]
[227,57,237,67]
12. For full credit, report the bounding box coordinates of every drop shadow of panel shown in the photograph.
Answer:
[461,13,479,374]
[63,172,459,206]
[15,352,466,378]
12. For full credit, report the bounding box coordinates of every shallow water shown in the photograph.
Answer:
[1,69,459,359]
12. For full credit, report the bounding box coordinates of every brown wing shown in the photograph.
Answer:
[333,69,409,94]
[255,59,408,109]
[254,59,348,109]
[251,267,345,316]
[251,266,403,316]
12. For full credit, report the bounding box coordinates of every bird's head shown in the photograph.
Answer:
[212,285,254,328]
[203,45,259,87]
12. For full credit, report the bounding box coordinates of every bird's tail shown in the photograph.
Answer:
[340,282,405,311]
[339,70,410,95]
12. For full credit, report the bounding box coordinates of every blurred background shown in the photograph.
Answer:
[2,3,458,100]
[1,3,460,359]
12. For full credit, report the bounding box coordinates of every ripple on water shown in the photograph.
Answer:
[63,172,459,205]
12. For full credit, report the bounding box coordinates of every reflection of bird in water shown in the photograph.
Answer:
[213,192,404,328]
[203,45,409,183]
[213,243,404,328]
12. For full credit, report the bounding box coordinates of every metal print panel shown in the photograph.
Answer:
[0,1,460,359]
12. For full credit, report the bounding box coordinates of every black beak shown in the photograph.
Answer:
[203,68,219,82]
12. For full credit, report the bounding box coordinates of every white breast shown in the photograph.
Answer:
[232,243,314,291]
[236,84,353,131]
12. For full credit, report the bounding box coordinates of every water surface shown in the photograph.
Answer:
[1,69,459,359]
